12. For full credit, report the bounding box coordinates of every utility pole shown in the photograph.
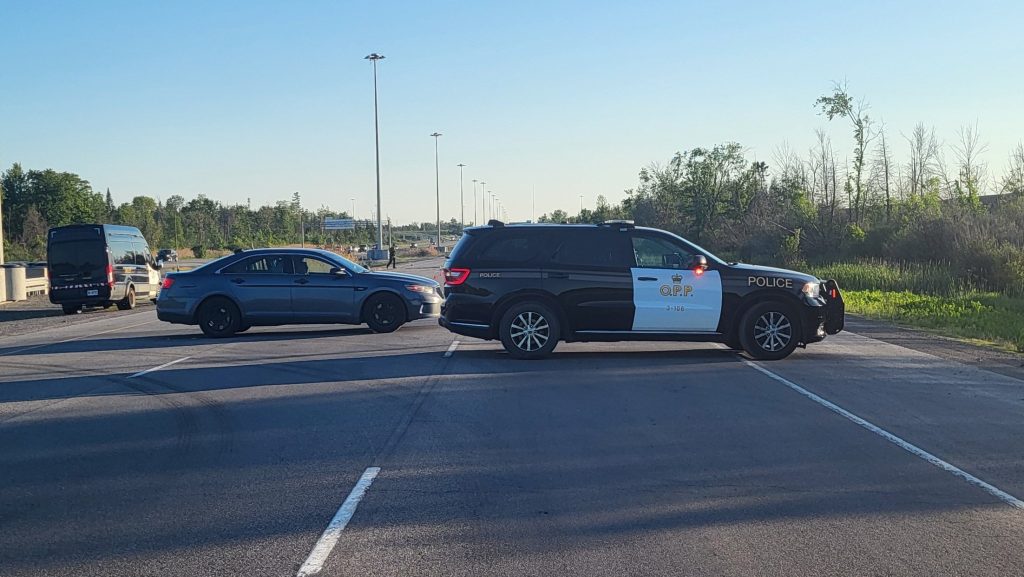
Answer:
[365,53,386,254]
[480,181,486,223]
[457,163,466,231]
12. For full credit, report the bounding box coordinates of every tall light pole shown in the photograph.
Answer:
[350,198,355,219]
[579,194,584,215]
[480,181,486,223]
[457,163,466,231]
[431,132,442,246]
[0,184,5,264]
[490,192,495,221]
[365,52,385,254]
[471,179,478,226]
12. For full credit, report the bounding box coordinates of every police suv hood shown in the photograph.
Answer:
[726,263,818,283]
[362,270,439,287]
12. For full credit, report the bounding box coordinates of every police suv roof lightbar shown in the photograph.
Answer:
[487,219,505,227]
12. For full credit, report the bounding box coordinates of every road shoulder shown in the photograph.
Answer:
[845,315,1024,381]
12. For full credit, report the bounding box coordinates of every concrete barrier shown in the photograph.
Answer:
[0,268,6,302]
[2,264,27,301]
[25,265,48,296]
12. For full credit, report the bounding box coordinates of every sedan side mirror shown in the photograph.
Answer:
[688,255,708,271]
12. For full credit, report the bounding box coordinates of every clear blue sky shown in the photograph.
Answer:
[3,0,1022,223]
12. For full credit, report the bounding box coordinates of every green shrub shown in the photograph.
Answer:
[192,245,206,259]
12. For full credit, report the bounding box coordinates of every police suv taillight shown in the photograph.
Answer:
[106,264,115,288]
[443,267,470,286]
[161,277,175,290]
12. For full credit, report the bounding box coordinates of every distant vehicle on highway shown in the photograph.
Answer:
[156,248,441,337]
[157,248,178,262]
[440,220,844,360]
[47,224,162,315]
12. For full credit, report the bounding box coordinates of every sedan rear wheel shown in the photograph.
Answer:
[198,297,241,338]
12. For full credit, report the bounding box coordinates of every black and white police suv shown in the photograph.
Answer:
[439,220,844,360]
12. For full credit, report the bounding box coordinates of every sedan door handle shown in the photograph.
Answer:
[294,277,310,285]
[638,276,659,281]
[230,278,245,285]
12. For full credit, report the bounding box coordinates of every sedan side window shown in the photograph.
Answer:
[294,257,336,275]
[223,255,293,274]
[631,236,693,269]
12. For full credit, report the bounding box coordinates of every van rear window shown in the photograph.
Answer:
[48,242,107,278]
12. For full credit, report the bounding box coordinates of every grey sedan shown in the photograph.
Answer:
[156,248,442,337]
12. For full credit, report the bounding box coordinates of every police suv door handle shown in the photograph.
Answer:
[294,278,310,285]
[230,277,245,284]
[638,276,658,281]
[547,272,570,279]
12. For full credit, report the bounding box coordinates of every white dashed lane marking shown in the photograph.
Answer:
[129,356,191,379]
[296,467,381,577]
[444,340,460,358]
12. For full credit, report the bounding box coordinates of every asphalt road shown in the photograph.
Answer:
[2,258,1024,576]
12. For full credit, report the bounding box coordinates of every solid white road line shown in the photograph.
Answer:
[129,356,191,379]
[444,340,460,358]
[297,467,381,577]
[744,359,1024,510]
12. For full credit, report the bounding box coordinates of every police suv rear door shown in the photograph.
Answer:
[629,232,722,332]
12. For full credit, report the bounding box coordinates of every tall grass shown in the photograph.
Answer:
[807,260,977,297]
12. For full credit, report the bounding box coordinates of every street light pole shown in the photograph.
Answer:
[457,163,466,231]
[365,52,385,254]
[480,181,486,223]
[579,194,584,215]
[350,198,355,219]
[431,132,442,247]
[471,179,478,226]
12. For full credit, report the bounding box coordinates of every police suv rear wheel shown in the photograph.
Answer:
[499,302,560,359]
[739,301,799,360]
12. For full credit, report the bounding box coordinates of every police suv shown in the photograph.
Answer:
[439,220,844,360]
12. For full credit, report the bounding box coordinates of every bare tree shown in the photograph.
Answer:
[872,124,895,220]
[946,122,989,206]
[1002,141,1024,195]
[905,123,940,197]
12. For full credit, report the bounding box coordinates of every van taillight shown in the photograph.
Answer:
[161,277,175,290]
[443,267,470,286]
[106,264,114,287]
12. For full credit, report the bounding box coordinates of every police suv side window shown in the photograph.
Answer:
[631,235,694,269]
[551,230,632,269]
[473,232,547,266]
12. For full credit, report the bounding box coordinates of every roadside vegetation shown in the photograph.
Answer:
[3,83,1024,350]
[807,261,1024,352]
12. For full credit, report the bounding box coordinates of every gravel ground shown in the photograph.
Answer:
[0,294,153,338]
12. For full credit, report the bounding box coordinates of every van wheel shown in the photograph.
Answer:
[117,288,136,310]
[364,293,406,333]
[62,304,82,315]
[198,297,240,338]
[739,301,799,360]
[499,301,560,359]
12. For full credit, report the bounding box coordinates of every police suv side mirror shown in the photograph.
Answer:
[688,255,708,271]
[329,267,348,276]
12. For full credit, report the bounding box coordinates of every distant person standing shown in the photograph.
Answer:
[386,244,397,269]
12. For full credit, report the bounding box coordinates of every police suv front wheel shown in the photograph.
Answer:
[739,301,799,360]
[499,302,560,360]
